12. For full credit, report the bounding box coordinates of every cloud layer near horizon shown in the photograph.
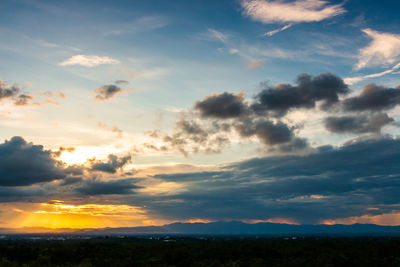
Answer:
[2,135,400,224]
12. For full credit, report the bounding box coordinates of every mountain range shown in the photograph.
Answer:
[3,221,400,236]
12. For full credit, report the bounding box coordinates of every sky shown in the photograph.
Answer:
[1,0,400,230]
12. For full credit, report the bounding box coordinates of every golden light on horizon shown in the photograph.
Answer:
[243,218,300,225]
[320,212,400,226]
[16,201,152,229]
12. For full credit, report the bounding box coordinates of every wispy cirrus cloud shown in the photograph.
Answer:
[263,23,293,37]
[344,63,400,85]
[206,28,295,63]
[355,29,400,70]
[59,55,120,67]
[241,0,345,24]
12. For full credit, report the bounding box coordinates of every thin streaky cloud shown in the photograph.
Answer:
[59,55,120,67]
[241,0,346,24]
[207,28,294,63]
[345,62,400,85]
[263,23,293,37]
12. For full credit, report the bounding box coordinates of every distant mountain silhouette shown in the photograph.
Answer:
[3,221,400,235]
[76,221,400,236]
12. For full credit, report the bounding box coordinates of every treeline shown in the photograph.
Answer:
[1,237,400,266]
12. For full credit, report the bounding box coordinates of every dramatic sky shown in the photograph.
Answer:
[1,0,400,229]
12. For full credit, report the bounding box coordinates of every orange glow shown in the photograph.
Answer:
[15,201,154,229]
[320,212,400,226]
[244,218,300,225]
[184,219,215,223]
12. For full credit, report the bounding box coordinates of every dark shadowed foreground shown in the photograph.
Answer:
[1,237,400,266]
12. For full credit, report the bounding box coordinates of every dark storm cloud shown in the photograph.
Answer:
[165,73,349,155]
[90,154,131,173]
[343,83,400,111]
[140,137,400,223]
[252,73,349,116]
[325,113,394,134]
[235,119,293,145]
[270,137,309,153]
[94,85,122,101]
[194,92,248,119]
[0,186,49,202]
[0,136,66,186]
[75,178,140,195]
[151,73,397,156]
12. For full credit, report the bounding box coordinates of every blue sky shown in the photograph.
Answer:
[1,0,400,229]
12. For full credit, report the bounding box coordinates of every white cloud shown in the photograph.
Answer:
[345,62,400,85]
[241,0,345,23]
[59,55,120,67]
[264,23,293,37]
[356,29,400,70]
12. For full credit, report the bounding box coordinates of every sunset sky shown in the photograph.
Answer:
[1,0,400,230]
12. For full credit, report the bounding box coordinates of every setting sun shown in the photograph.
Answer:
[59,148,98,165]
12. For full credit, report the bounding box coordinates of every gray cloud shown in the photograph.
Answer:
[177,119,209,142]
[270,137,309,153]
[0,186,49,202]
[75,178,140,195]
[325,113,394,134]
[90,154,131,173]
[0,80,34,106]
[13,94,34,106]
[194,92,248,119]
[235,119,293,145]
[3,135,400,224]
[160,118,231,156]
[343,83,400,112]
[0,82,19,99]
[150,74,398,156]
[252,73,349,116]
[63,165,84,176]
[143,137,400,223]
[115,80,130,85]
[0,136,66,186]
[94,85,122,101]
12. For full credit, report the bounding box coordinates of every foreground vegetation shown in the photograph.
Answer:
[1,236,400,266]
